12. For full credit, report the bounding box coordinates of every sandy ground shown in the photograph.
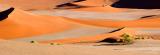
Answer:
[0,39,160,55]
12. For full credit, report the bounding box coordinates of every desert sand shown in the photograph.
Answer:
[64,17,160,28]
[0,0,160,55]
[0,7,77,39]
[0,39,160,55]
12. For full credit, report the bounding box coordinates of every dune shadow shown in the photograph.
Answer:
[111,0,160,9]
[0,7,14,21]
[108,27,125,33]
[140,15,157,19]
[97,27,125,43]
[94,43,125,46]
[55,3,94,9]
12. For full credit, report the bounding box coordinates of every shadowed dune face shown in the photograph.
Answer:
[112,0,160,9]
[74,0,106,6]
[100,38,117,43]
[0,7,14,21]
[55,3,82,9]
[74,0,86,2]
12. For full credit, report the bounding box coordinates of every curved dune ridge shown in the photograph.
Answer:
[64,17,160,28]
[41,28,136,44]
[0,7,78,39]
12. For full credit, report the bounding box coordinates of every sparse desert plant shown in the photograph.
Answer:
[121,33,134,44]
[30,40,37,43]
[141,37,145,39]
[50,43,62,45]
[50,43,54,45]
[134,35,141,40]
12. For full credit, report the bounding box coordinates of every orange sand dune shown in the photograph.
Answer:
[64,17,160,28]
[0,0,75,10]
[75,0,110,6]
[71,0,125,13]
[71,6,125,13]
[42,28,136,44]
[0,8,76,39]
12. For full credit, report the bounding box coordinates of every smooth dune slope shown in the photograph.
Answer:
[75,0,111,6]
[64,17,160,28]
[0,8,76,39]
[41,28,136,44]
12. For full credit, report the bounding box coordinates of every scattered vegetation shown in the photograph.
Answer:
[50,43,62,45]
[121,33,134,44]
[134,35,152,40]
[30,40,37,43]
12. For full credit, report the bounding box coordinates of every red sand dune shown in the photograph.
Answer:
[41,28,136,44]
[64,17,160,28]
[0,8,76,39]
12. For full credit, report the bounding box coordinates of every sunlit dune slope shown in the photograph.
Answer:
[64,17,160,28]
[74,0,114,6]
[41,28,136,44]
[0,8,76,39]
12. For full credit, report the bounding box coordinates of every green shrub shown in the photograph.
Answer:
[121,33,134,44]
